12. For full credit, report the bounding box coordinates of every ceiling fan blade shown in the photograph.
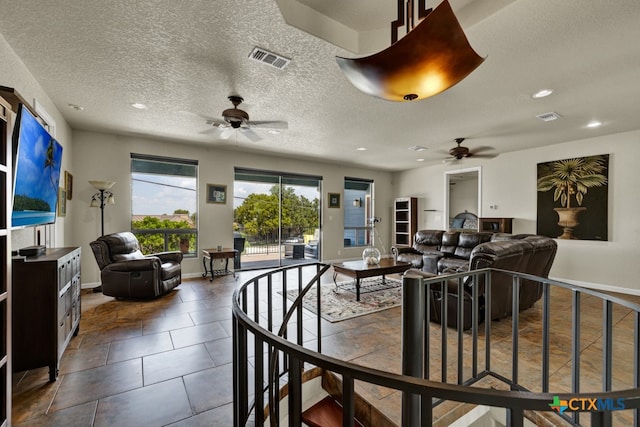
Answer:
[219,128,234,139]
[249,120,288,130]
[205,118,227,127]
[241,128,262,142]
[470,146,495,154]
[440,157,460,164]
[469,153,497,159]
[199,127,219,135]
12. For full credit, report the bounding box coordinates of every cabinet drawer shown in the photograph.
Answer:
[58,316,70,357]
[58,289,71,322]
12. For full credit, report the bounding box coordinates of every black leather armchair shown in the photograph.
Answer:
[90,232,183,299]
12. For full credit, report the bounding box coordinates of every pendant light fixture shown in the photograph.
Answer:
[336,0,485,102]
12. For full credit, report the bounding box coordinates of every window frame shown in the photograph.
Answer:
[343,177,374,248]
[130,153,198,257]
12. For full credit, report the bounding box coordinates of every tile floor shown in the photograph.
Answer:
[11,268,640,426]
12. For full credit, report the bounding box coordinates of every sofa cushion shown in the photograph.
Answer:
[439,231,460,256]
[453,232,493,259]
[100,231,139,251]
[413,230,444,253]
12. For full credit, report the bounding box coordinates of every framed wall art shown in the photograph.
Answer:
[328,192,341,208]
[206,184,227,204]
[536,154,609,240]
[65,171,73,200]
[58,188,67,216]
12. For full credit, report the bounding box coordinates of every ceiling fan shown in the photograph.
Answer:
[443,138,495,162]
[200,95,288,142]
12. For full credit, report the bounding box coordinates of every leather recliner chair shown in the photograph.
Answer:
[90,231,183,299]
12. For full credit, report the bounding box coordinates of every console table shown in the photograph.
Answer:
[202,248,237,281]
[12,247,81,381]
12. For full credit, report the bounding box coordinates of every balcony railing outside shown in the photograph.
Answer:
[132,228,196,256]
[232,263,640,426]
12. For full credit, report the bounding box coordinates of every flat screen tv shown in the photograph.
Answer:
[11,104,63,228]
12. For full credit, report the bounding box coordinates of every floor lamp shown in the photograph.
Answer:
[89,180,115,236]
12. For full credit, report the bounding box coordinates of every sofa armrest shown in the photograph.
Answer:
[391,245,419,255]
[152,251,183,264]
[103,257,161,272]
[422,251,444,274]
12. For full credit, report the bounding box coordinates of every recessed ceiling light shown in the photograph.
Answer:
[586,120,603,128]
[131,103,148,110]
[532,89,554,99]
[416,158,425,162]
[267,130,281,135]
[356,147,367,151]
[67,103,84,111]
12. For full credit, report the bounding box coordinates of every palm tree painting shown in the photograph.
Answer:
[537,154,609,240]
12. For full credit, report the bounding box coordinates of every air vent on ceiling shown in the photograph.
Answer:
[249,47,291,70]
[536,112,561,122]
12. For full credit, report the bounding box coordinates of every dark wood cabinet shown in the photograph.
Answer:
[479,217,513,233]
[12,247,81,382]
[394,197,418,246]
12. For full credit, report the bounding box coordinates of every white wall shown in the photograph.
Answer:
[393,130,640,293]
[450,176,478,218]
[72,131,394,284]
[0,34,73,251]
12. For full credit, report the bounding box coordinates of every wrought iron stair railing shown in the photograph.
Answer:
[232,263,640,426]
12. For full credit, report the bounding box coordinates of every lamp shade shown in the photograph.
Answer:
[89,180,116,190]
[336,0,485,102]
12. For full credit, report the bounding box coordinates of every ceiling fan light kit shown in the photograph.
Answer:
[335,0,485,102]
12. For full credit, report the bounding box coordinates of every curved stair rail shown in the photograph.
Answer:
[232,263,640,426]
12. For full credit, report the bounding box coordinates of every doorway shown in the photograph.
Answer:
[233,168,321,270]
[443,166,482,230]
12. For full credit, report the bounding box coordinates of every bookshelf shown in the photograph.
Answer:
[393,197,417,246]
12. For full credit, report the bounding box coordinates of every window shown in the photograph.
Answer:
[131,154,198,256]
[343,177,373,248]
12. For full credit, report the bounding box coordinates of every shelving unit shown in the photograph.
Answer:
[479,217,513,233]
[0,94,12,426]
[393,197,417,246]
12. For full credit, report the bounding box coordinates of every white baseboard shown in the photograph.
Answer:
[81,271,209,290]
[81,281,101,290]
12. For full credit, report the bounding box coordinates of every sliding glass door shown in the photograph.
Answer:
[234,168,321,270]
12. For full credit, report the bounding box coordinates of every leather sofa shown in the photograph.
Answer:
[90,232,183,299]
[391,229,493,273]
[410,234,557,329]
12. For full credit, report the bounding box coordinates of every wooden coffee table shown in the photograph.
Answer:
[331,258,411,301]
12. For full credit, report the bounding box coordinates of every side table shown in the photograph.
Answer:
[202,248,237,281]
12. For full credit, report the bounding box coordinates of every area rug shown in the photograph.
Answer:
[284,277,402,323]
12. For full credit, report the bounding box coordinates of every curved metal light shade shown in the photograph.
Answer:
[336,0,485,102]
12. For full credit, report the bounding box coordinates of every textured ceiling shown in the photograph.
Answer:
[0,0,639,171]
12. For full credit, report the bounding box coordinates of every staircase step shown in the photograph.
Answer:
[302,396,364,427]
